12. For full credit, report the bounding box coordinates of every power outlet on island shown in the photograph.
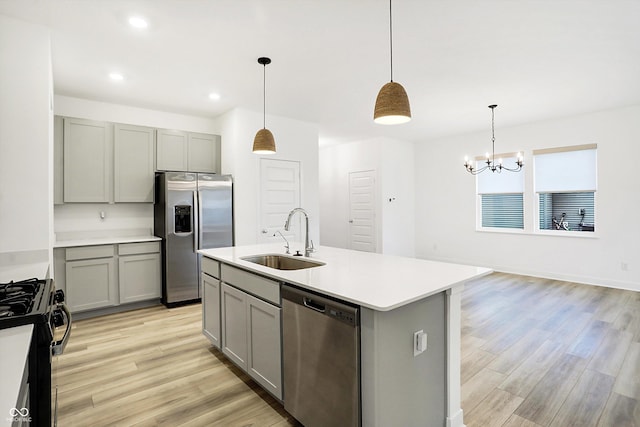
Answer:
[413,330,427,357]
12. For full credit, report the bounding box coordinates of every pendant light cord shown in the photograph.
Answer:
[262,63,266,129]
[389,0,394,82]
[491,106,496,163]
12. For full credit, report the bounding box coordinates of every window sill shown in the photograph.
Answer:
[476,228,599,239]
[534,229,598,238]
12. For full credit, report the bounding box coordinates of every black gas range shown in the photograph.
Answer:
[0,278,71,426]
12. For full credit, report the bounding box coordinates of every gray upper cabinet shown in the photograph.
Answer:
[114,124,155,203]
[55,116,221,203]
[156,129,188,171]
[63,118,112,203]
[188,132,221,173]
[157,129,220,173]
[54,116,64,205]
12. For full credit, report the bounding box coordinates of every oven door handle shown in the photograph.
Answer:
[52,304,72,356]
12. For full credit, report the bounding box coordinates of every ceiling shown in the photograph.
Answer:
[2,0,639,145]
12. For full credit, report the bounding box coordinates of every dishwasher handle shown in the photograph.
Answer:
[282,285,359,327]
[303,297,326,313]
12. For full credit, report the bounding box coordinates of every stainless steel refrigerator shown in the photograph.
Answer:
[154,172,233,307]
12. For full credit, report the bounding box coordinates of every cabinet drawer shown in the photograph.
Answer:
[221,264,280,306]
[201,257,220,279]
[66,245,114,261]
[118,241,160,255]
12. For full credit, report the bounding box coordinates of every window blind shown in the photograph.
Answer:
[481,194,524,229]
[476,157,525,194]
[534,148,597,192]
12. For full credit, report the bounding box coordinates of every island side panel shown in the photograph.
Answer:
[361,292,446,426]
[446,284,465,427]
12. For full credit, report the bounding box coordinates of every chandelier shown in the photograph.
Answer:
[464,104,523,174]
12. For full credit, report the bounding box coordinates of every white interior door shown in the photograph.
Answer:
[259,159,301,244]
[349,170,377,252]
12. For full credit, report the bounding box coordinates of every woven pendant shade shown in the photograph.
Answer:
[253,56,276,154]
[252,128,276,154]
[374,81,411,124]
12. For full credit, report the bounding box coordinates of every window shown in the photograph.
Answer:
[534,145,597,233]
[477,156,524,230]
[482,193,524,228]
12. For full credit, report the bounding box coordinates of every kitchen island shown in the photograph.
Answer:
[199,243,491,427]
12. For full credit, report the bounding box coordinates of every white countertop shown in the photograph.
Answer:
[199,244,492,311]
[54,235,161,248]
[0,262,50,283]
[0,324,33,420]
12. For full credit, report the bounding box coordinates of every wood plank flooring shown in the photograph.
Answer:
[54,305,299,426]
[462,273,640,427]
[55,273,640,426]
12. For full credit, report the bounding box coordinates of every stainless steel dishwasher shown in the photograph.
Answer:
[282,285,360,427]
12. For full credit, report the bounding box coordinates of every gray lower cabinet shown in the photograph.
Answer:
[65,245,118,312]
[202,272,221,348]
[62,242,161,313]
[221,283,248,369]
[218,267,282,400]
[246,293,282,399]
[118,242,161,304]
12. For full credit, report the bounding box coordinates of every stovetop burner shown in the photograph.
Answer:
[0,278,46,320]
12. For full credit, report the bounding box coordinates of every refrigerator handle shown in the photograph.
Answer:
[197,190,203,251]
[193,190,199,253]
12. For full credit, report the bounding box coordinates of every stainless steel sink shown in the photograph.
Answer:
[241,254,325,270]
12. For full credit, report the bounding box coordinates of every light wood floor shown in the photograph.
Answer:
[461,272,640,427]
[55,273,640,426]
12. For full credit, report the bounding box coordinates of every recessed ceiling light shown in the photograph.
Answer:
[208,93,221,101]
[128,16,148,29]
[109,73,124,81]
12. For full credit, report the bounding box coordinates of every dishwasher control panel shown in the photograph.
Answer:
[328,308,357,326]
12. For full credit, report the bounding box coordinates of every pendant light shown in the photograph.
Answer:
[374,0,411,125]
[253,57,276,154]
[464,105,523,174]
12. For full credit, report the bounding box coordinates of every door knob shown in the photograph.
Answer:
[349,220,353,223]
[261,229,268,234]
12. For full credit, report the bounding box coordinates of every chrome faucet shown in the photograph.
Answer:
[284,207,314,257]
[273,231,290,254]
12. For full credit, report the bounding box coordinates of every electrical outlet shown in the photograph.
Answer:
[578,208,585,215]
[413,330,427,356]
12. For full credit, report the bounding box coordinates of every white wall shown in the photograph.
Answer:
[54,204,153,235]
[54,95,219,134]
[0,15,52,261]
[319,137,416,257]
[214,108,319,246]
[415,105,640,291]
[53,96,220,238]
